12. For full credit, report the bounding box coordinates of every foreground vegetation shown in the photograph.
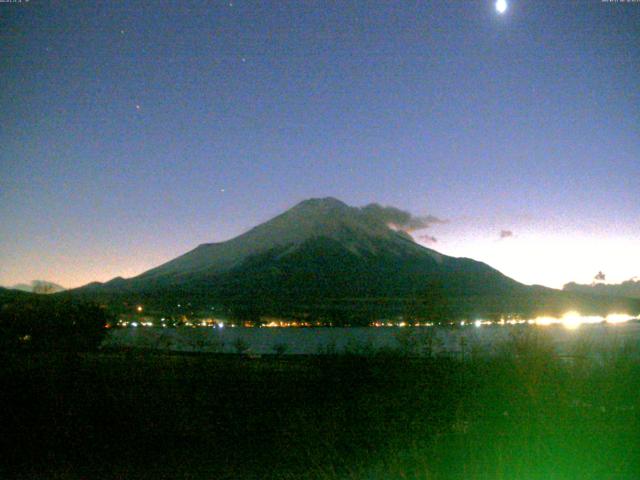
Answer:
[1,331,639,479]
[0,289,112,351]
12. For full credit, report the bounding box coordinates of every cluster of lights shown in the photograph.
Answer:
[124,321,153,328]
[181,319,226,328]
[605,313,635,324]
[535,312,636,330]
[114,310,636,330]
[263,320,318,328]
[198,319,225,327]
[471,312,636,330]
[474,320,493,328]
[370,321,435,327]
[120,320,228,328]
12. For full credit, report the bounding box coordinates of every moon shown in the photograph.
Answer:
[495,0,508,14]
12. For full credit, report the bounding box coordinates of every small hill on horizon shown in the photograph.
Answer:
[564,278,640,299]
[10,280,66,294]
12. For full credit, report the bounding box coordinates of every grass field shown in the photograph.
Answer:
[1,332,639,479]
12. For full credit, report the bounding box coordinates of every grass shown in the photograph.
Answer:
[1,332,639,479]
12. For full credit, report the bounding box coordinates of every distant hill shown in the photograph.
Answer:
[0,286,33,302]
[564,279,640,299]
[70,198,640,322]
[11,280,66,294]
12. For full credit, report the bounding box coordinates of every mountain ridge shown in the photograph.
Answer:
[133,197,446,282]
[69,198,640,321]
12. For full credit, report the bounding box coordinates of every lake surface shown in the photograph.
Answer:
[104,322,640,356]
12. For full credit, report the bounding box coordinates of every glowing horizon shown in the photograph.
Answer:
[1,2,638,291]
[2,223,639,290]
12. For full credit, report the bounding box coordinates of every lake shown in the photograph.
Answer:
[103,321,640,356]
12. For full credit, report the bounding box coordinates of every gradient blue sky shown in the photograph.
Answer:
[1,0,638,289]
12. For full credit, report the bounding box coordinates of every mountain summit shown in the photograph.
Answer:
[138,197,443,281]
[73,198,640,322]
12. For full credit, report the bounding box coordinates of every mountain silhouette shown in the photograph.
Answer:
[71,198,640,323]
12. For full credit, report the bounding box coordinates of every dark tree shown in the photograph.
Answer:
[0,295,113,351]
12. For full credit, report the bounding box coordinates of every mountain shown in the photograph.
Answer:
[70,198,640,322]
[0,286,33,302]
[564,279,640,299]
[11,280,66,294]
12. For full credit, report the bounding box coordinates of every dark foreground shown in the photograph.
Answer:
[1,337,639,479]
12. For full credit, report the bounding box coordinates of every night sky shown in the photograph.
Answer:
[1,0,638,289]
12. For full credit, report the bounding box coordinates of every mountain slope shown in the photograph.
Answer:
[71,198,640,321]
[136,198,444,281]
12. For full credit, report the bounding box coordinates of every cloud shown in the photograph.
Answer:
[419,234,438,244]
[499,230,514,240]
[360,204,447,233]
